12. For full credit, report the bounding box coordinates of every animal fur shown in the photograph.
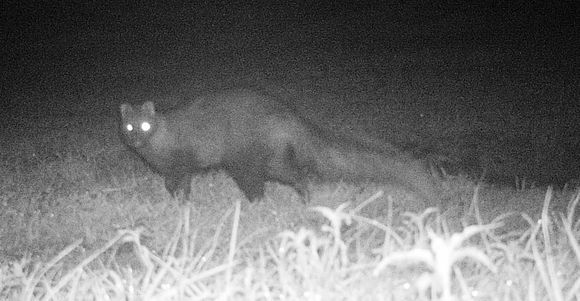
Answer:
[119,89,439,203]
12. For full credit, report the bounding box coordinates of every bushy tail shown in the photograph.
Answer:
[297,133,440,203]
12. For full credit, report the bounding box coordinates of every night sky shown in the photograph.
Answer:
[1,1,578,185]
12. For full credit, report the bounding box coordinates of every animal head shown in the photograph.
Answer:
[119,101,158,148]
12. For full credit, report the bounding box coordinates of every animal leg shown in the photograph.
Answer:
[268,144,311,203]
[164,172,193,202]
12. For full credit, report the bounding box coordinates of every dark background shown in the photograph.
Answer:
[1,0,579,185]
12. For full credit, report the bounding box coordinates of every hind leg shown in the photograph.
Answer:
[228,168,267,202]
[225,150,269,202]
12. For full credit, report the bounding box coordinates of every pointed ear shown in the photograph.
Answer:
[120,103,133,119]
[142,101,156,116]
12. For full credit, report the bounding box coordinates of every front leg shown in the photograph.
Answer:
[164,172,193,203]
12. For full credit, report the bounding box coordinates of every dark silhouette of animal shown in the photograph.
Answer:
[120,90,439,203]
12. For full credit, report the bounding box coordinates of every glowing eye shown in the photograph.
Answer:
[141,122,151,132]
[126,124,133,131]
